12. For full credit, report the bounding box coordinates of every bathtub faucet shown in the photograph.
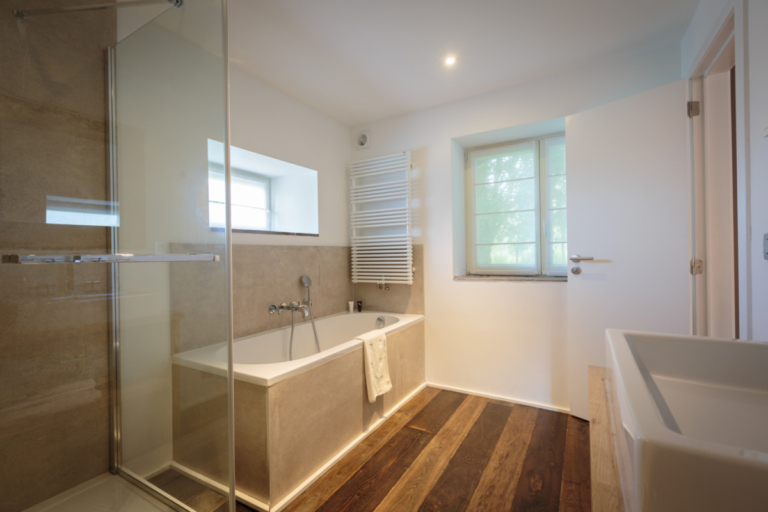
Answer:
[270,302,310,319]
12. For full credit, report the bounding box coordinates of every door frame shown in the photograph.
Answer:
[685,2,752,339]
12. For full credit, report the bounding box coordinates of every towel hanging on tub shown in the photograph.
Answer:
[356,329,392,403]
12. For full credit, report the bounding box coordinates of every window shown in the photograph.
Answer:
[208,166,271,231]
[466,134,567,277]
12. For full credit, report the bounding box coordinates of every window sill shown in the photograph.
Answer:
[453,275,567,283]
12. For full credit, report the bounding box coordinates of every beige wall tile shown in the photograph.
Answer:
[169,243,228,353]
[268,349,364,503]
[362,322,426,429]
[234,380,269,503]
[0,3,115,119]
[172,365,230,486]
[353,244,424,314]
[0,263,110,512]
[1,13,114,507]
[231,245,352,339]
[0,94,109,252]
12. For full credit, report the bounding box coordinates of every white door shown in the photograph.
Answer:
[565,80,692,419]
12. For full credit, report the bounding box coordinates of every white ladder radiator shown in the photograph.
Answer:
[350,152,413,285]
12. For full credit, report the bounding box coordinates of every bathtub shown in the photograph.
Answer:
[173,311,424,386]
[171,310,425,510]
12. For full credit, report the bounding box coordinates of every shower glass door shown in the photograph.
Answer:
[112,1,234,511]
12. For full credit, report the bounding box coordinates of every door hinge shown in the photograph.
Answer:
[687,101,701,118]
[690,258,704,275]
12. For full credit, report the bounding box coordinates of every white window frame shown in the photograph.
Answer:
[465,133,566,277]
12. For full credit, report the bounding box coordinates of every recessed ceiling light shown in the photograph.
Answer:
[445,55,457,66]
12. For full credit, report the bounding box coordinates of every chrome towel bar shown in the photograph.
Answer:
[1,254,219,264]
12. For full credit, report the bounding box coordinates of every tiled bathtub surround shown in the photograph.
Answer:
[170,244,353,353]
[0,5,115,511]
[171,321,425,508]
[232,245,353,338]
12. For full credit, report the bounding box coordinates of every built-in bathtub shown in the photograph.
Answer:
[171,311,425,511]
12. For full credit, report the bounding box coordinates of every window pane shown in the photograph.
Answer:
[208,173,226,203]
[231,175,267,209]
[546,136,566,176]
[232,205,268,230]
[477,243,536,267]
[475,178,535,214]
[548,175,566,209]
[550,209,567,242]
[550,242,568,266]
[209,200,225,228]
[474,143,535,184]
[476,211,536,244]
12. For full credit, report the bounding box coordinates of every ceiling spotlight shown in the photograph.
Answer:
[445,55,457,66]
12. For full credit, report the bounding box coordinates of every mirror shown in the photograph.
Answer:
[207,139,319,235]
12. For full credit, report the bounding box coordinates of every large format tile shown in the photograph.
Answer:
[0,93,109,252]
[0,263,110,512]
[0,0,115,119]
[231,245,352,339]
[269,349,365,503]
[234,380,269,504]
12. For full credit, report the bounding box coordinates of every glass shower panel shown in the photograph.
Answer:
[113,1,233,510]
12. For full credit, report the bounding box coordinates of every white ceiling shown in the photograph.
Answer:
[228,0,700,127]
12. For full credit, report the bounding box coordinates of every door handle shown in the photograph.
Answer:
[569,255,594,263]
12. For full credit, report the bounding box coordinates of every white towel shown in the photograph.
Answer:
[357,329,392,403]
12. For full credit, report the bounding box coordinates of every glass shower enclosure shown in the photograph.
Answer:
[0,1,236,511]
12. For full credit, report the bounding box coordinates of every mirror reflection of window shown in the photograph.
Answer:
[207,139,319,235]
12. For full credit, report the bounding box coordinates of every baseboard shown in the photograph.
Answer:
[426,381,570,414]
[270,382,428,512]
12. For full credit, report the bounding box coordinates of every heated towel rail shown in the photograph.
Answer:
[350,152,413,285]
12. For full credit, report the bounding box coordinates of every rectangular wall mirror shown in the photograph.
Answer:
[208,139,319,235]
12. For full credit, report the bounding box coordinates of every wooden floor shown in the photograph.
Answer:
[284,387,591,512]
[148,468,257,512]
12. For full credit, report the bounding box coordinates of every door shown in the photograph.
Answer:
[565,80,692,419]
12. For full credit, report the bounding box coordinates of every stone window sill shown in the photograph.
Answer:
[453,275,567,283]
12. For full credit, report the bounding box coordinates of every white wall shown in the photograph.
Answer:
[682,0,768,341]
[353,42,681,410]
[746,0,768,341]
[229,66,350,247]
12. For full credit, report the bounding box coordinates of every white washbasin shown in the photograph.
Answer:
[605,329,768,512]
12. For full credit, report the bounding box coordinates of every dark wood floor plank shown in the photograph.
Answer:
[466,404,539,512]
[510,409,569,512]
[558,416,592,512]
[418,402,512,512]
[213,501,258,512]
[315,426,434,512]
[373,395,488,512]
[407,389,467,433]
[283,386,440,512]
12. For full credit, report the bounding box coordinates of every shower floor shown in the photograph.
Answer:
[283,387,590,512]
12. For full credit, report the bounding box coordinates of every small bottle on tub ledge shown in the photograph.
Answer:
[357,301,363,312]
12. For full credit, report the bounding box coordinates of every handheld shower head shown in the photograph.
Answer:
[301,275,312,304]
